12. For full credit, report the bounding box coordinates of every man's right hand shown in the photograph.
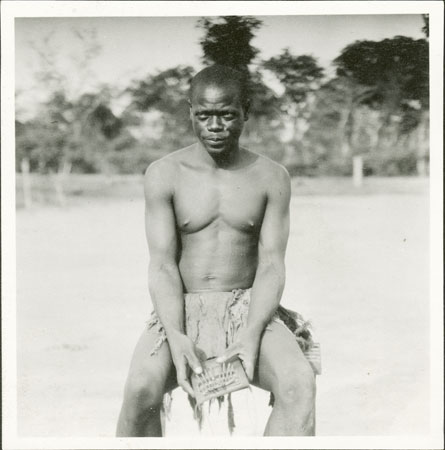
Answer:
[167,330,204,397]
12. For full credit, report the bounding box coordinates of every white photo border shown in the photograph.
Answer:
[2,2,443,449]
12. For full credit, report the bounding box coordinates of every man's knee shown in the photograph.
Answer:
[273,364,316,407]
[124,373,164,411]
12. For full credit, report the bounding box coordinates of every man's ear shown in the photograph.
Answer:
[188,99,193,119]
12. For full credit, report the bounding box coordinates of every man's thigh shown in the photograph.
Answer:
[125,325,177,396]
[253,320,314,394]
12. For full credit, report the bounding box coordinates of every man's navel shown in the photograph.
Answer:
[203,273,217,280]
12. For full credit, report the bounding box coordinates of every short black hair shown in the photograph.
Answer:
[189,64,250,109]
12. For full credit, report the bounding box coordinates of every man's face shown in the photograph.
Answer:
[189,83,248,156]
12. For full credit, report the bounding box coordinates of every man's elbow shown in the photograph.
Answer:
[148,260,178,281]
[257,260,286,287]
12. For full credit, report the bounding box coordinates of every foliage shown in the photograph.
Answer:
[263,49,324,167]
[28,27,102,104]
[125,65,196,151]
[334,36,429,111]
[197,16,262,73]
[264,50,324,108]
[325,35,429,172]
[16,88,130,174]
[247,70,282,121]
[16,17,430,178]
[127,66,194,115]
[421,15,429,38]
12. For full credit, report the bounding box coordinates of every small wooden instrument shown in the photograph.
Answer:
[190,357,250,405]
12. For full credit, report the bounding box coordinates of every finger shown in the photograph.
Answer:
[243,360,255,381]
[195,346,207,362]
[236,353,255,380]
[216,346,239,364]
[179,378,195,397]
[185,352,203,375]
[176,364,195,397]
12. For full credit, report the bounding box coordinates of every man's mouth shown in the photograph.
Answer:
[205,137,227,148]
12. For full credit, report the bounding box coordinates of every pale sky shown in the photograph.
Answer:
[15,15,425,115]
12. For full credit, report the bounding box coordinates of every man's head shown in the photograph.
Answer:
[189,65,250,157]
[189,65,250,111]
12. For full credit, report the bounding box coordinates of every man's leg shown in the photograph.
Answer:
[116,326,177,437]
[253,321,316,436]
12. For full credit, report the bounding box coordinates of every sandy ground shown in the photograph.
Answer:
[16,180,430,437]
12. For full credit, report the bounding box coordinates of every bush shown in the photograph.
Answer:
[365,152,418,176]
[106,146,169,174]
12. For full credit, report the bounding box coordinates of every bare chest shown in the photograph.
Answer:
[173,169,266,234]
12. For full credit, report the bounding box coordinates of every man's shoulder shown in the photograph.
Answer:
[143,145,196,197]
[247,150,290,182]
[245,151,291,201]
[144,145,196,178]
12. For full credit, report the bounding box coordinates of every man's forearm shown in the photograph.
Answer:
[148,261,204,388]
[247,260,285,335]
[148,262,185,337]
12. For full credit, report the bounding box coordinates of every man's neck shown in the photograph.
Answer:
[197,143,242,170]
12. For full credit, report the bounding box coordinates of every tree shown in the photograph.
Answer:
[15,26,123,204]
[197,16,262,73]
[16,87,127,173]
[422,14,429,38]
[126,66,196,152]
[263,49,324,168]
[334,36,429,176]
[241,70,283,149]
[302,77,359,175]
[264,50,324,108]
[334,36,428,112]
[26,26,102,107]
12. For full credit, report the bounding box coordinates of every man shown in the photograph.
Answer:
[116,64,316,437]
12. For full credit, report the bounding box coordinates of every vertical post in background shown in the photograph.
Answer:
[416,158,427,177]
[53,160,72,207]
[353,154,363,187]
[20,157,32,208]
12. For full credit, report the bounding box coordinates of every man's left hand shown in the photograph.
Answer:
[216,327,262,381]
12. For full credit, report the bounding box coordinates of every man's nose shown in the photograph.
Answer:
[208,116,223,131]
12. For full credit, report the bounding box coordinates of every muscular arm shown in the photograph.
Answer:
[217,165,291,379]
[144,161,184,335]
[144,161,202,394]
[247,165,291,333]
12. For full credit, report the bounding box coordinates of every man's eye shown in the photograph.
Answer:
[197,114,208,120]
[223,114,235,120]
